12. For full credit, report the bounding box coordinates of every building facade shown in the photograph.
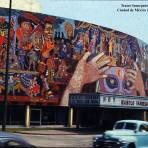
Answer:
[0,7,148,128]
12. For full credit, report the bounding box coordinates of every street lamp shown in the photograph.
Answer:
[2,0,12,131]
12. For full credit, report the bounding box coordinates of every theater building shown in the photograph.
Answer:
[0,7,148,129]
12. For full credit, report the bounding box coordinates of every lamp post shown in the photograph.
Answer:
[2,0,12,131]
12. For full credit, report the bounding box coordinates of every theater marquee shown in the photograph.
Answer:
[100,95,148,109]
[69,93,148,109]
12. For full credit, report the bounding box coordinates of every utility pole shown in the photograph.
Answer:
[2,0,12,131]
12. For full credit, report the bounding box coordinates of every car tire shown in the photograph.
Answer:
[128,143,136,148]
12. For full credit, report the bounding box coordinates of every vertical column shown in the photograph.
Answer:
[68,107,73,127]
[76,109,80,129]
[143,111,147,121]
[25,105,30,128]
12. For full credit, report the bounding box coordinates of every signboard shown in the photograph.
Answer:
[69,93,100,107]
[69,93,148,109]
[100,95,148,109]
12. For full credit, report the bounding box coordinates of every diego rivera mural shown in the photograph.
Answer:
[0,7,148,106]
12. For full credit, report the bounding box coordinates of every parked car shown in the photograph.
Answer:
[0,131,36,148]
[93,120,148,148]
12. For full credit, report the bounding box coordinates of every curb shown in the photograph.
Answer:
[15,131,97,135]
[15,132,79,135]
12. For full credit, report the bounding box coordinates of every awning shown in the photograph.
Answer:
[69,93,148,110]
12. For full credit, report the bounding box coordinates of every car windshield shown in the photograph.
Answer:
[114,122,137,130]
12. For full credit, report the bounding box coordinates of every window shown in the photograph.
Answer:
[114,122,137,130]
[114,122,124,129]
[139,124,148,132]
[124,123,137,130]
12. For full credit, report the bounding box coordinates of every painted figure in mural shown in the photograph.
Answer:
[8,74,26,96]
[0,16,12,69]
[64,22,73,40]
[112,38,120,58]
[37,16,56,82]
[27,49,39,71]
[88,30,98,53]
[13,74,22,93]
[0,17,15,69]
[8,75,15,96]
[0,16,15,42]
[16,13,34,70]
[39,74,53,98]
[28,27,43,71]
[100,33,107,53]
[10,17,15,42]
[73,32,84,60]
[9,46,19,70]
[80,30,89,52]
[16,12,41,70]
[0,17,7,37]
[0,75,4,94]
[16,13,34,50]
[65,41,73,59]
[59,39,67,59]
[56,59,68,81]
[31,26,44,51]
[29,76,40,97]
[108,34,113,57]
[46,51,56,81]
[119,40,128,67]
[41,16,55,60]
[0,37,7,68]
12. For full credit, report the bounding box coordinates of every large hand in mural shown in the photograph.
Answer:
[60,51,112,106]
[76,52,111,85]
[125,63,145,96]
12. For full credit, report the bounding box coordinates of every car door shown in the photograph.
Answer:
[136,124,148,148]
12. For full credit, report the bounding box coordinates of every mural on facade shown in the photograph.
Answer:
[0,8,148,105]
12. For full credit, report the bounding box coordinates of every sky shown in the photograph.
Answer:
[38,0,148,43]
[0,0,148,43]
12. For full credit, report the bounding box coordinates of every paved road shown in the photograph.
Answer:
[17,133,94,147]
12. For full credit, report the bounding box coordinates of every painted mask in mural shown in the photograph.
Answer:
[99,67,136,95]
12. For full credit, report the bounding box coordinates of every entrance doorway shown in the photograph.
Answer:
[30,109,42,125]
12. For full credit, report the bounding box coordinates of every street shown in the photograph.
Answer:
[17,133,93,147]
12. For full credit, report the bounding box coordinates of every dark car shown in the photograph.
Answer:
[0,131,36,148]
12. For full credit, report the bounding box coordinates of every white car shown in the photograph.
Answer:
[93,120,148,148]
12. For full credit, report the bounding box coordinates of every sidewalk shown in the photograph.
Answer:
[1,125,100,135]
[16,129,79,135]
[15,126,99,135]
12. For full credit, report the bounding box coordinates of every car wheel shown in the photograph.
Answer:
[128,143,136,148]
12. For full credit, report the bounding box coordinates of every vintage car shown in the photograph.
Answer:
[93,120,148,148]
[0,131,36,148]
